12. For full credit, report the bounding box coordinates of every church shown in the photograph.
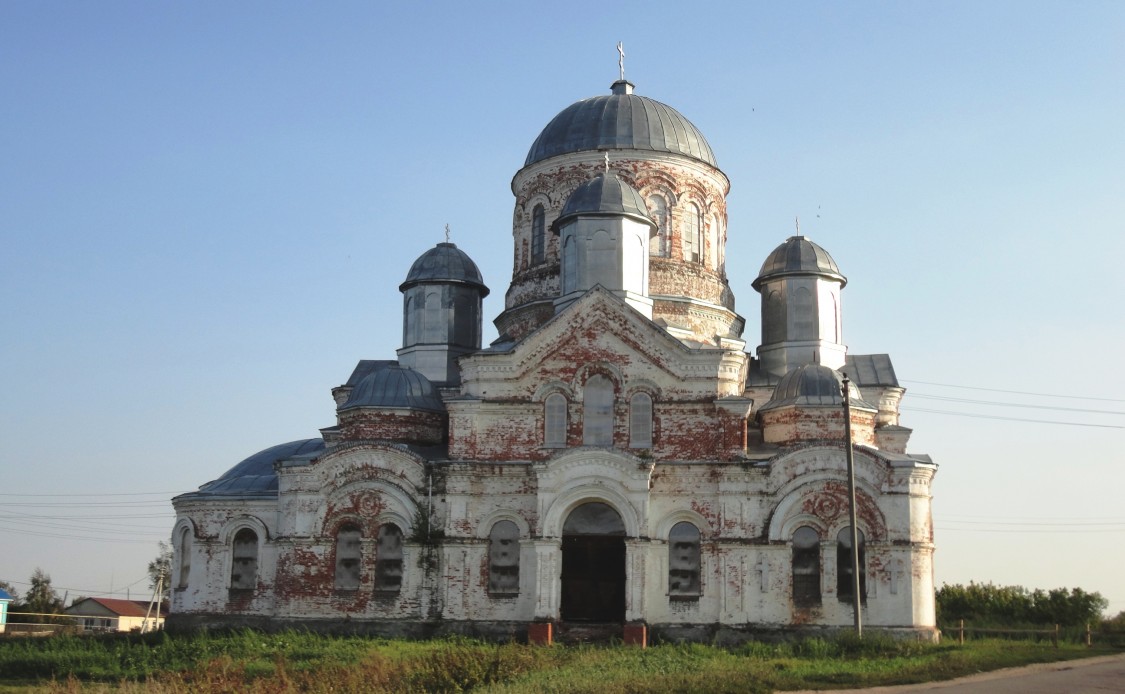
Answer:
[169,73,938,643]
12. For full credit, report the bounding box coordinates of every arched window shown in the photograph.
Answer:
[488,520,520,595]
[230,528,258,590]
[423,290,443,343]
[177,526,191,589]
[791,526,821,607]
[709,213,721,270]
[374,524,403,594]
[562,236,577,294]
[668,522,701,597]
[647,195,668,257]
[403,295,415,345]
[582,375,614,446]
[544,393,567,447]
[683,203,702,263]
[792,286,816,340]
[836,527,867,603]
[531,204,546,265]
[334,524,362,591]
[763,290,785,344]
[629,392,653,448]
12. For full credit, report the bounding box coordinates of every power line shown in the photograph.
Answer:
[901,407,1125,429]
[911,393,1125,416]
[902,379,1125,403]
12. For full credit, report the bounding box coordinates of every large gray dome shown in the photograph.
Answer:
[753,236,846,290]
[400,242,489,296]
[339,364,445,413]
[524,80,717,168]
[556,174,653,228]
[176,439,325,500]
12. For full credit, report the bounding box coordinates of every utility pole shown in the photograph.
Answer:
[842,376,863,637]
[141,570,164,633]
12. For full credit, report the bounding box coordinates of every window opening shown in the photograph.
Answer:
[683,203,702,263]
[335,524,362,591]
[836,527,867,603]
[629,392,653,448]
[582,375,614,446]
[177,526,191,589]
[374,523,403,594]
[488,520,520,595]
[544,393,567,447]
[531,204,546,265]
[668,521,701,597]
[230,528,258,590]
[791,525,821,607]
[647,195,668,257]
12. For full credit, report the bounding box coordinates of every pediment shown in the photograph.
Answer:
[462,286,745,393]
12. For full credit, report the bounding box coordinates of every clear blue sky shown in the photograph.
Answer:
[2,2,1123,614]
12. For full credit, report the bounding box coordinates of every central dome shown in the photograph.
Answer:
[524,80,717,168]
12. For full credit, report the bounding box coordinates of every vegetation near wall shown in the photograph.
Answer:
[0,630,1116,694]
[936,582,1109,627]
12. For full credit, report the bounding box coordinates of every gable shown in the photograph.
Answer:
[462,287,746,399]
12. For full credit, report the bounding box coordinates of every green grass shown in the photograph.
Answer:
[0,630,1116,693]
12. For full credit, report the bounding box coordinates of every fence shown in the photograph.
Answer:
[942,620,1125,648]
[3,611,164,637]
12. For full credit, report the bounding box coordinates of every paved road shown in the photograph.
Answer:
[792,653,1125,693]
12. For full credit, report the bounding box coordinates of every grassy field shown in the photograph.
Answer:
[0,629,1116,693]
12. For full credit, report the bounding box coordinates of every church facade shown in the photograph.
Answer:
[170,77,937,642]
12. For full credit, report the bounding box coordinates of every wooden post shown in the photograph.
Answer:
[842,376,862,638]
[1053,624,1059,648]
[1086,622,1092,647]
[958,619,964,645]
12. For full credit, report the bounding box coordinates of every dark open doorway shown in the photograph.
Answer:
[559,502,626,622]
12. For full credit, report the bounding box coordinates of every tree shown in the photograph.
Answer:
[147,541,173,602]
[25,568,63,615]
[936,582,1108,627]
[0,579,19,604]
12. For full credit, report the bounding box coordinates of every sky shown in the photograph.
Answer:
[2,2,1123,615]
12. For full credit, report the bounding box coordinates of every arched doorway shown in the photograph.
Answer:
[560,502,626,622]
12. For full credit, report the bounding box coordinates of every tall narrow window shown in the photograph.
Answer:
[423,291,443,343]
[647,195,668,257]
[668,522,701,597]
[629,392,653,448]
[582,375,614,446]
[683,203,702,263]
[488,520,520,595]
[531,204,546,265]
[763,290,785,344]
[709,213,721,270]
[544,393,567,447]
[791,526,821,607]
[374,524,403,594]
[836,527,867,603]
[792,286,816,340]
[177,526,191,589]
[335,524,362,591]
[230,528,258,590]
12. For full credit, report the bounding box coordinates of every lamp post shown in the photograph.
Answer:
[842,375,863,637]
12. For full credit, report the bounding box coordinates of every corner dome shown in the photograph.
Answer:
[339,364,445,413]
[759,364,874,411]
[753,236,847,290]
[555,173,653,228]
[400,242,489,296]
[524,80,717,168]
[177,439,325,500]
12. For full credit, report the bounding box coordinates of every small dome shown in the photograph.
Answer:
[339,364,445,412]
[555,174,653,228]
[759,364,874,411]
[753,236,846,290]
[179,439,325,499]
[400,242,489,296]
[524,80,718,168]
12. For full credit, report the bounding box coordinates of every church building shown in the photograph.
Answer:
[170,74,938,642]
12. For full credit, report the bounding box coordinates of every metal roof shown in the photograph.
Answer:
[753,236,846,290]
[339,363,445,413]
[524,80,718,168]
[176,438,325,501]
[759,363,876,412]
[555,174,654,229]
[842,354,899,387]
[400,242,489,296]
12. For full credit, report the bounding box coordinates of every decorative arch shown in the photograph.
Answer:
[474,510,532,540]
[767,478,887,543]
[654,508,710,540]
[218,514,270,545]
[540,486,641,539]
